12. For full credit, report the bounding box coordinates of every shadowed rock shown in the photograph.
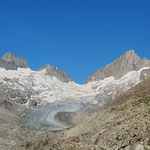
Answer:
[0,59,18,70]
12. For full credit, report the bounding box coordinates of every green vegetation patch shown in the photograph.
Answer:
[132,97,150,106]
[147,139,150,146]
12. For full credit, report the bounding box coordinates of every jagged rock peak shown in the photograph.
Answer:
[121,50,140,61]
[2,52,28,68]
[124,49,135,54]
[39,64,73,83]
[86,50,150,83]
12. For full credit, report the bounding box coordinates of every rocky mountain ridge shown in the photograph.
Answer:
[1,50,150,84]
[86,50,150,83]
[0,52,73,83]
[39,65,73,83]
[0,52,28,70]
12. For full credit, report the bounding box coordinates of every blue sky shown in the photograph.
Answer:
[0,0,150,84]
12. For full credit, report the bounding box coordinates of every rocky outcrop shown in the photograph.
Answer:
[86,50,150,83]
[140,68,150,81]
[0,52,28,70]
[0,59,18,70]
[39,65,73,83]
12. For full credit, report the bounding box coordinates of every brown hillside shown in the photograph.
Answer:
[112,76,150,106]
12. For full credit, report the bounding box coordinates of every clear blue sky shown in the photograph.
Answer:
[0,0,150,84]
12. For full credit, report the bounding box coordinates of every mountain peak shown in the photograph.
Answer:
[125,49,135,54]
[39,64,73,83]
[2,51,23,61]
[4,51,13,55]
[86,50,150,83]
[0,52,29,70]
[121,50,140,58]
[4,51,15,55]
[2,52,17,61]
[119,50,141,66]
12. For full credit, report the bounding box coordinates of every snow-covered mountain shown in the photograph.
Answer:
[0,50,150,131]
[0,66,149,105]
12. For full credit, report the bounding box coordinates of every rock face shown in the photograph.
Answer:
[140,68,150,81]
[0,59,18,70]
[39,65,73,83]
[0,52,28,70]
[86,50,150,83]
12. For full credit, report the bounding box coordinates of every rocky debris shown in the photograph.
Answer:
[12,97,150,150]
[0,105,36,150]
[0,82,32,105]
[86,50,150,83]
[63,98,150,150]
[11,131,64,150]
[0,82,36,150]
[39,65,73,83]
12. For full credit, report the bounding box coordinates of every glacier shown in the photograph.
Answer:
[0,67,149,130]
